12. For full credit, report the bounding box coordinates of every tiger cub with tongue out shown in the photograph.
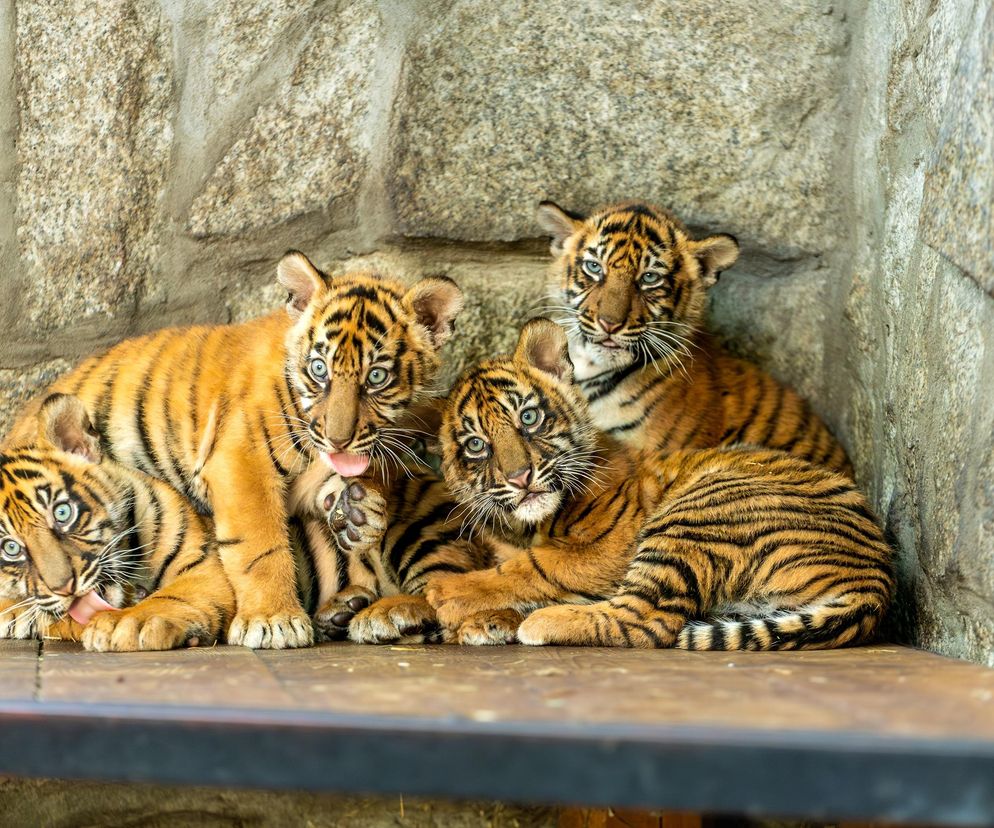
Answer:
[0,394,234,651]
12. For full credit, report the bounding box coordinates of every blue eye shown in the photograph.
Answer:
[640,271,664,287]
[581,260,603,280]
[367,367,390,388]
[520,407,542,428]
[53,502,76,527]
[309,357,329,382]
[1,539,23,562]
[464,437,488,458]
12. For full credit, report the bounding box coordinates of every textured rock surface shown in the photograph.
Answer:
[14,0,173,331]
[187,2,380,237]
[920,2,994,295]
[0,359,72,436]
[0,778,555,828]
[387,1,848,254]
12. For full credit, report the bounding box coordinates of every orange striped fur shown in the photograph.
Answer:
[4,252,463,648]
[536,201,851,475]
[425,320,893,650]
[0,395,234,651]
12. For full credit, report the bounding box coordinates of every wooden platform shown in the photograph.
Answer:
[1,641,993,825]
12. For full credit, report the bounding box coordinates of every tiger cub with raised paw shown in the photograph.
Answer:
[424,319,894,650]
[536,200,851,476]
[308,466,499,644]
[5,252,463,649]
[0,395,234,651]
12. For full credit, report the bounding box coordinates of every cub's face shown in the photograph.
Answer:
[537,201,740,377]
[0,395,129,630]
[278,252,463,478]
[439,319,596,526]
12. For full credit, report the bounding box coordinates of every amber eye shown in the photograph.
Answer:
[1,539,23,562]
[464,437,489,459]
[640,271,665,287]
[308,357,329,383]
[53,501,76,528]
[367,367,390,388]
[581,259,603,280]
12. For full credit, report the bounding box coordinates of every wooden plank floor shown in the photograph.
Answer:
[1,641,993,825]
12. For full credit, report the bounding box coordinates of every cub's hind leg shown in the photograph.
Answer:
[518,534,713,648]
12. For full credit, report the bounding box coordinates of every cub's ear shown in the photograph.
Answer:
[513,317,573,383]
[37,394,102,463]
[277,250,329,319]
[691,233,739,287]
[536,200,583,255]
[404,276,464,348]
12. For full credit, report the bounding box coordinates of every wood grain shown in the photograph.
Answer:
[0,640,39,701]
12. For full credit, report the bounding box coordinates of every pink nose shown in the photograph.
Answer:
[598,316,623,334]
[52,577,75,597]
[506,467,532,489]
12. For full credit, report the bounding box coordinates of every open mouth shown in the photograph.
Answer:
[323,451,370,477]
[67,590,115,625]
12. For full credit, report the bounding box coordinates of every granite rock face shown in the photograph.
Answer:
[14,0,173,331]
[387,1,848,254]
[187,1,381,237]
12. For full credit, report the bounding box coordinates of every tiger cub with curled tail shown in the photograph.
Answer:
[5,252,465,648]
[424,319,894,650]
[536,201,852,476]
[0,394,234,651]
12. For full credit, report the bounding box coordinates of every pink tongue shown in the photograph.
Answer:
[326,452,370,477]
[68,591,115,625]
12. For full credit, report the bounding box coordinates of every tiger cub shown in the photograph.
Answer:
[5,252,463,648]
[0,394,234,651]
[424,319,894,650]
[536,200,851,475]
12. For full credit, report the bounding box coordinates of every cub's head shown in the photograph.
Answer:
[439,318,596,527]
[278,251,463,477]
[0,395,131,631]
[537,200,739,375]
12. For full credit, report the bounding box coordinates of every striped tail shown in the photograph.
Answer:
[675,600,886,651]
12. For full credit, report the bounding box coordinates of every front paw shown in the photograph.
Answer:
[326,479,387,553]
[425,571,509,629]
[349,595,438,644]
[82,608,205,652]
[314,586,376,642]
[227,610,314,649]
[453,609,522,646]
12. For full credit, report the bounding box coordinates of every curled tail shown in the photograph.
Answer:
[676,599,887,651]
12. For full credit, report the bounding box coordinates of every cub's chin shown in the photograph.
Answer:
[511,490,562,525]
[568,335,635,379]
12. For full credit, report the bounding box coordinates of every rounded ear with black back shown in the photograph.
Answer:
[37,394,102,463]
[691,234,740,287]
[276,250,330,319]
[404,276,464,348]
[536,201,583,256]
[513,318,574,384]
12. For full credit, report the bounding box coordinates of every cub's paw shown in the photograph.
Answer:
[81,608,206,652]
[314,586,377,642]
[453,609,522,646]
[348,595,438,644]
[424,571,507,630]
[518,602,642,647]
[326,480,388,554]
[227,610,314,649]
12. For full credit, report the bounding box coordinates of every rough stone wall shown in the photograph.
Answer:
[0,1,991,664]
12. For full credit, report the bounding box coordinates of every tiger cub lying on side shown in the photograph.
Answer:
[0,394,234,651]
[424,319,894,650]
[537,200,852,476]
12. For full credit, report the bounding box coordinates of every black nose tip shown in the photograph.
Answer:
[598,316,623,334]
